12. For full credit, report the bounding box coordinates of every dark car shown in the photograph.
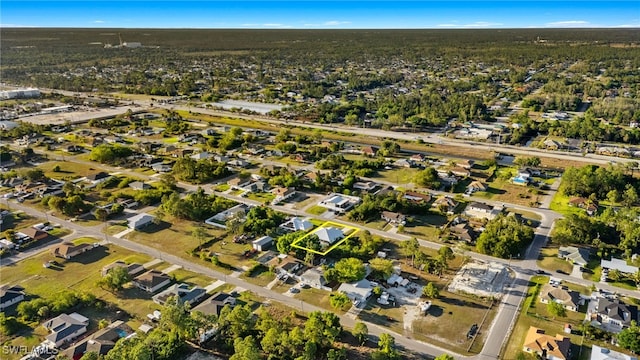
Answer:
[555,269,568,275]
[536,270,548,275]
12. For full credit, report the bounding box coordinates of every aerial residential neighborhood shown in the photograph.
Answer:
[0,8,639,360]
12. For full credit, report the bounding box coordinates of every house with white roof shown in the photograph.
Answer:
[590,345,638,360]
[313,227,344,246]
[279,217,314,232]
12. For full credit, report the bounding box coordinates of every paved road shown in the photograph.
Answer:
[3,125,638,359]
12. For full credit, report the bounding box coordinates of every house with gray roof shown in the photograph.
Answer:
[0,285,25,310]
[43,312,89,348]
[558,246,590,266]
[152,283,207,307]
[587,297,638,333]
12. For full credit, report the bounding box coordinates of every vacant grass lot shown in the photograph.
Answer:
[307,205,327,215]
[375,167,419,185]
[400,214,448,241]
[37,160,102,181]
[411,292,496,355]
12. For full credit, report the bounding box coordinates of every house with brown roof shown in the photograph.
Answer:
[21,227,49,241]
[433,196,458,214]
[133,270,171,293]
[522,327,571,360]
[449,223,476,243]
[403,191,431,203]
[466,181,487,194]
[381,211,406,226]
[101,260,145,277]
[539,284,583,312]
[51,242,95,260]
[271,187,296,203]
[361,146,378,157]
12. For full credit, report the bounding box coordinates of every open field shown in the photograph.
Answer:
[411,291,496,355]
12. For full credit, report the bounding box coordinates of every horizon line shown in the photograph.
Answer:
[3,26,640,30]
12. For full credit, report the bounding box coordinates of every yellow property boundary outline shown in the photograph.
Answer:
[290,221,360,256]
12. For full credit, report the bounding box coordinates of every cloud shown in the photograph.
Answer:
[545,20,590,27]
[437,21,502,28]
[323,20,351,26]
[93,20,105,24]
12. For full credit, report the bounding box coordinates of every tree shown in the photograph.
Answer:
[547,301,566,319]
[329,292,351,310]
[353,321,369,345]
[373,333,399,359]
[413,167,441,189]
[230,336,261,360]
[191,226,207,248]
[369,258,395,279]
[79,352,100,360]
[97,266,131,292]
[331,257,366,282]
[401,237,420,266]
[0,312,21,336]
[422,282,440,299]
[617,322,640,353]
[434,355,455,360]
[623,184,638,207]
[476,214,534,258]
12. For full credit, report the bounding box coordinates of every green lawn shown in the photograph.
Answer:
[247,192,276,204]
[37,160,104,181]
[537,247,574,274]
[307,205,327,215]
[374,167,419,185]
[295,288,347,315]
[399,214,448,241]
[549,192,584,216]
[214,183,230,192]
[0,243,159,360]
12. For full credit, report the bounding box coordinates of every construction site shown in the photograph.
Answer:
[447,260,511,299]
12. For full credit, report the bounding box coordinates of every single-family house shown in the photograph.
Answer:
[361,146,378,157]
[86,172,112,185]
[590,345,638,360]
[465,202,499,220]
[190,151,212,161]
[128,181,151,191]
[300,267,330,290]
[252,236,273,252]
[587,297,638,333]
[450,167,471,178]
[314,227,344,246]
[394,159,416,168]
[43,313,90,348]
[338,279,373,304]
[127,212,155,230]
[21,227,49,241]
[433,196,458,214]
[318,193,361,213]
[151,162,173,173]
[192,292,236,316]
[0,285,25,310]
[539,284,582,312]
[457,159,475,169]
[449,223,476,243]
[279,217,314,232]
[557,246,590,266]
[522,327,571,360]
[227,177,252,189]
[1,177,24,188]
[403,191,431,203]
[271,187,296,203]
[50,242,95,260]
[466,181,487,194]
[133,270,171,293]
[152,283,207,307]
[101,260,145,277]
[381,211,406,226]
[600,257,639,275]
[62,322,125,360]
[352,181,379,193]
[410,154,425,162]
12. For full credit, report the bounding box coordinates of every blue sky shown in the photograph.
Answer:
[1,1,639,29]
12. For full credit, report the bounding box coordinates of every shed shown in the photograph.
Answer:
[252,236,273,252]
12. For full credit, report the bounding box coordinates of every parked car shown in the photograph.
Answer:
[289,287,300,294]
